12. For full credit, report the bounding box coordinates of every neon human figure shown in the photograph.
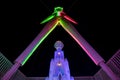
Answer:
[45,41,74,80]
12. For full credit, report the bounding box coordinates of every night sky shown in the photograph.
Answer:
[0,0,119,77]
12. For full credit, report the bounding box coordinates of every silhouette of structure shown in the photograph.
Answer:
[0,7,120,80]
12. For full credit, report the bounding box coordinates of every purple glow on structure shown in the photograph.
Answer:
[2,18,59,80]
[59,19,118,80]
[59,19,104,65]
[46,41,74,80]
[15,18,59,66]
[1,63,21,80]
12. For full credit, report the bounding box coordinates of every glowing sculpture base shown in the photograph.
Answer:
[45,41,74,80]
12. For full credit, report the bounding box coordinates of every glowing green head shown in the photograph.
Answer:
[54,7,63,16]
[54,7,63,12]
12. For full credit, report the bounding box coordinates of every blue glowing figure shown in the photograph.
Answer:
[45,41,74,80]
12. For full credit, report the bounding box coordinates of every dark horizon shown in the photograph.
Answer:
[0,0,119,77]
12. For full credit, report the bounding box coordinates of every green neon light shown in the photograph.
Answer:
[40,7,63,24]
[54,7,63,12]
[54,7,63,16]
[22,21,59,65]
[40,15,55,24]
